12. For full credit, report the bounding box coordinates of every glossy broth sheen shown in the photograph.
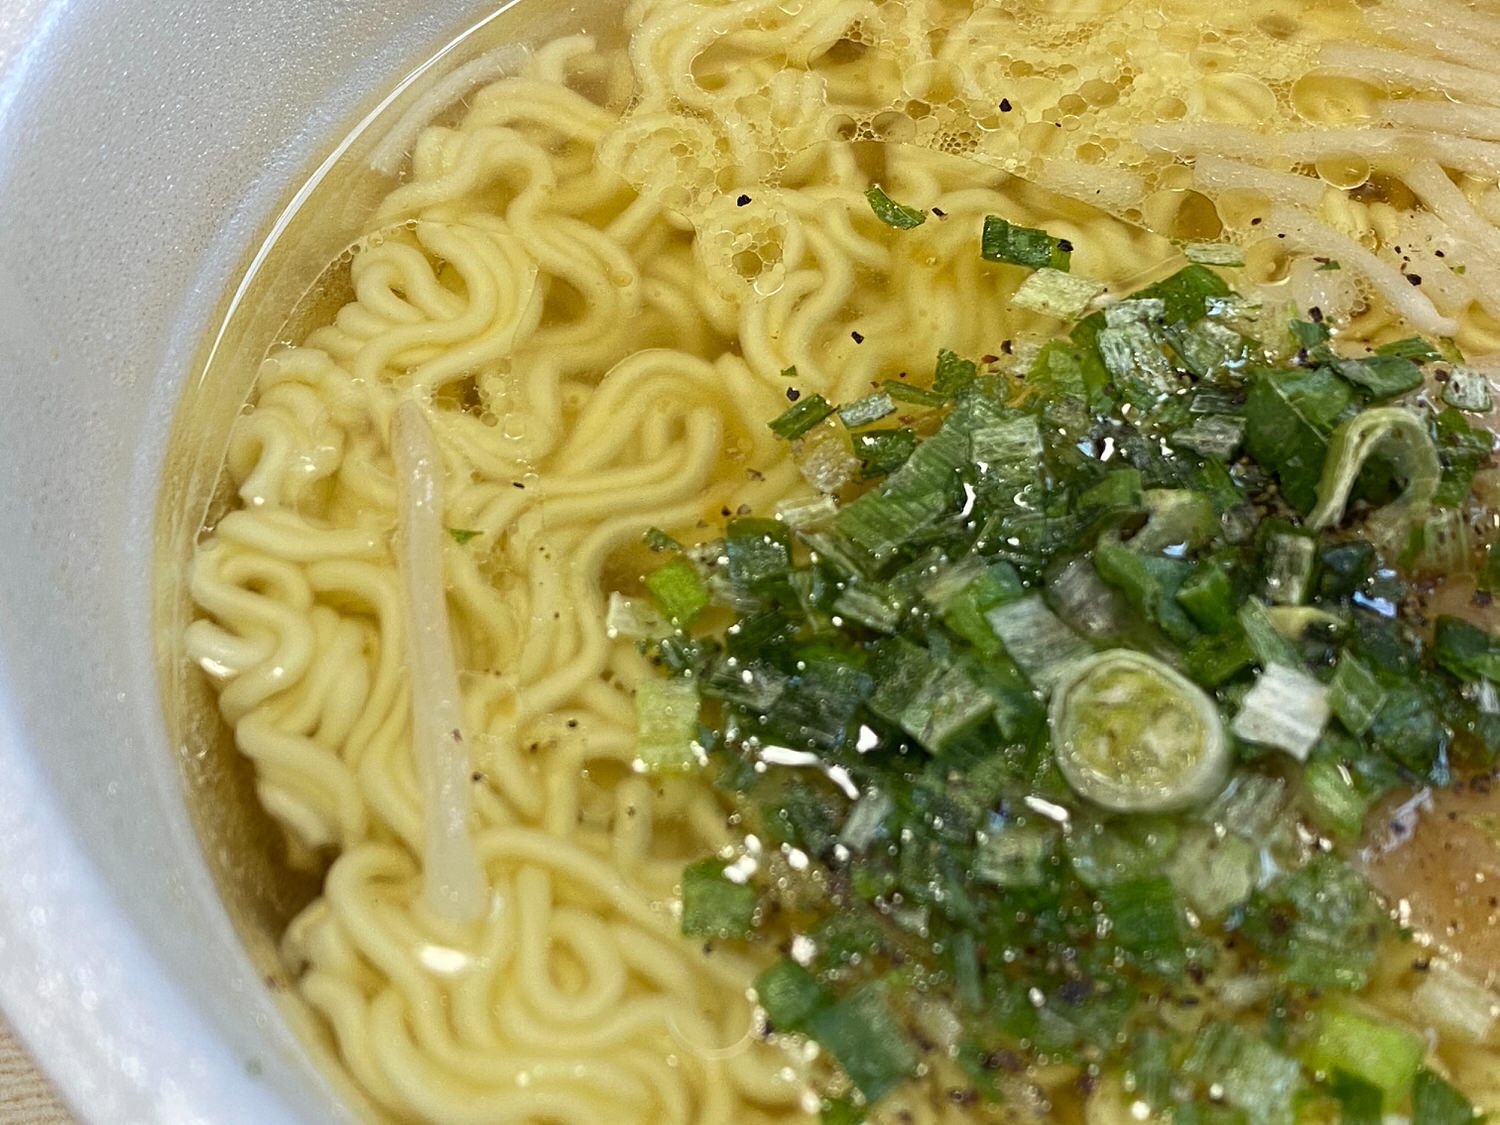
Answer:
[178,0,1500,1120]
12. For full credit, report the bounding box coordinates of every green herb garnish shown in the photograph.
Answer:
[980,214,1073,271]
[621,255,1495,1119]
[865,184,928,230]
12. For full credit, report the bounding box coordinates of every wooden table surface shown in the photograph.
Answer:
[0,1020,71,1124]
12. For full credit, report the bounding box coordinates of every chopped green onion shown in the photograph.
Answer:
[755,958,831,1033]
[1011,268,1106,319]
[1299,1006,1424,1108]
[606,592,666,639]
[1243,366,1352,514]
[1176,563,1237,633]
[881,379,947,407]
[1299,744,1376,840]
[1131,489,1218,555]
[1433,615,1500,682]
[1328,1071,1385,1125]
[447,527,482,545]
[1412,1068,1483,1125]
[840,790,894,852]
[818,1096,864,1125]
[1265,604,1344,643]
[645,556,710,627]
[1237,598,1303,668]
[1132,264,1233,324]
[1261,529,1317,606]
[1050,649,1229,812]
[838,392,896,429]
[769,394,835,439]
[1291,318,1331,350]
[636,679,703,773]
[980,215,1073,271]
[644,527,682,552]
[1183,1022,1303,1125]
[973,823,1052,887]
[698,655,787,711]
[1098,320,1175,393]
[1230,663,1329,762]
[1127,1029,1177,1113]
[806,984,919,1103]
[1432,407,1492,511]
[1166,826,1258,919]
[1182,631,1255,687]
[933,349,979,396]
[796,428,861,493]
[1093,541,1198,643]
[1078,468,1143,513]
[775,493,838,530]
[1184,242,1245,266]
[1168,317,1248,379]
[1050,557,1135,642]
[971,414,1044,484]
[1171,413,1246,459]
[1375,336,1440,362]
[1096,877,1189,974]
[726,517,793,595]
[780,365,798,379]
[1331,354,1424,401]
[865,184,928,230]
[986,594,1092,690]
[1412,960,1500,1045]
[1444,367,1494,413]
[833,396,993,560]
[1327,653,1385,737]
[942,565,1024,654]
[1404,506,1472,577]
[1480,538,1500,594]
[1306,406,1441,534]
[833,584,905,633]
[853,428,917,478]
[681,857,757,939]
[1210,772,1288,841]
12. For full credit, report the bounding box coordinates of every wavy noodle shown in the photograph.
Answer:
[180,0,1500,1120]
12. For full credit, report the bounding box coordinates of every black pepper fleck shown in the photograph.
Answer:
[736,194,751,207]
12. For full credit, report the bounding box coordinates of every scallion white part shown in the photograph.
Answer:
[1048,649,1230,813]
[635,678,703,773]
[1412,959,1500,1043]
[1010,268,1107,319]
[775,493,839,530]
[1185,242,1246,266]
[1104,297,1166,327]
[606,592,666,640]
[391,399,488,924]
[1230,662,1330,762]
[1097,321,1176,390]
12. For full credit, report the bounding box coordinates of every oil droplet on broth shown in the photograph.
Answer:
[1316,153,1371,191]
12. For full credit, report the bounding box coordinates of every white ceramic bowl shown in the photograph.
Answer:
[0,2,572,1119]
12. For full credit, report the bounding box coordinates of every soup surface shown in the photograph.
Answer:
[174,0,1500,1121]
